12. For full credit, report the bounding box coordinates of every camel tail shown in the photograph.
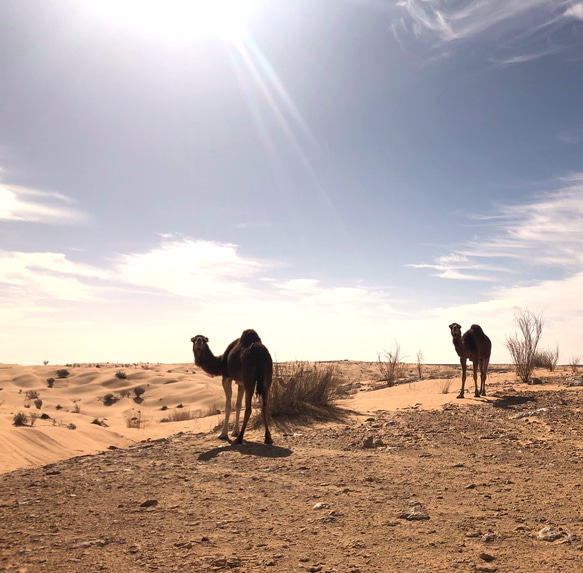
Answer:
[250,343,273,398]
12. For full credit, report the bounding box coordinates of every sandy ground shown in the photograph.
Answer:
[1,361,583,571]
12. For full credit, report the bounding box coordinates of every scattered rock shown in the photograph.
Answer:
[479,552,495,562]
[400,501,430,521]
[140,499,158,508]
[537,526,574,543]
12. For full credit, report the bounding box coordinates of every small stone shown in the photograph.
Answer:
[480,553,495,562]
[313,502,326,510]
[362,436,374,449]
[140,499,158,508]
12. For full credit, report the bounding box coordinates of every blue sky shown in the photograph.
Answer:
[1,0,583,364]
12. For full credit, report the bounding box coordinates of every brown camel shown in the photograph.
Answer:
[190,329,273,445]
[449,323,491,399]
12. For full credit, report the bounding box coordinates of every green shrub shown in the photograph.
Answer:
[133,386,146,399]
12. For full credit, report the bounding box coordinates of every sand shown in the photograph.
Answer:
[0,360,571,474]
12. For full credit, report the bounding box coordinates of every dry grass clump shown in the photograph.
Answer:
[25,390,39,400]
[376,341,406,386]
[269,362,346,418]
[161,408,197,423]
[534,347,559,372]
[125,411,146,429]
[569,356,581,374]
[13,412,29,426]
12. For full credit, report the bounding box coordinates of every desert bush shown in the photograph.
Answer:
[161,408,195,423]
[56,369,70,379]
[103,393,118,406]
[43,360,49,366]
[68,423,76,430]
[47,378,55,388]
[72,402,81,414]
[377,341,406,386]
[133,386,146,399]
[13,412,29,426]
[29,412,39,427]
[439,379,451,394]
[115,371,127,380]
[25,390,39,400]
[205,403,221,416]
[125,411,146,429]
[34,398,42,410]
[505,307,543,384]
[117,390,131,399]
[55,404,62,410]
[534,347,559,371]
[416,350,424,380]
[91,418,108,427]
[269,362,346,418]
[569,356,581,374]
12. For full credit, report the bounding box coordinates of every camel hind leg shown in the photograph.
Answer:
[231,383,244,437]
[479,357,489,396]
[261,386,273,444]
[234,383,254,445]
[471,360,480,397]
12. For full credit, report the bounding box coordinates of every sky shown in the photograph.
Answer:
[1,0,583,365]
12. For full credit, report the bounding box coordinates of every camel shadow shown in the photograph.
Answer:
[198,441,293,462]
[491,395,537,409]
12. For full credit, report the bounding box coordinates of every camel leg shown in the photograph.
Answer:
[231,383,244,437]
[472,360,480,397]
[457,359,467,399]
[262,386,273,445]
[480,358,489,396]
[218,377,232,440]
[235,385,253,445]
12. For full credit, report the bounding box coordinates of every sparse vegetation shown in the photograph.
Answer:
[205,403,221,416]
[34,398,42,410]
[505,307,544,384]
[133,386,146,399]
[439,379,451,394]
[161,408,196,423]
[103,393,118,406]
[377,341,406,387]
[569,356,581,374]
[416,350,424,380]
[72,402,81,414]
[91,418,108,427]
[534,347,559,371]
[47,378,55,388]
[125,411,146,429]
[13,412,29,426]
[56,369,70,379]
[43,360,49,366]
[269,362,346,418]
[115,371,127,380]
[25,390,40,400]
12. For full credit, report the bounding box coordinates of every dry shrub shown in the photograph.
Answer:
[56,369,70,379]
[505,307,543,384]
[205,403,221,416]
[103,393,118,406]
[416,350,424,380]
[161,408,196,423]
[13,412,29,426]
[25,390,39,400]
[125,411,146,429]
[34,398,42,410]
[439,379,451,394]
[376,340,405,386]
[115,371,127,380]
[569,356,581,374]
[270,362,346,418]
[534,347,559,371]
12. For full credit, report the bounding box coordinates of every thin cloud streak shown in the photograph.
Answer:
[0,184,87,224]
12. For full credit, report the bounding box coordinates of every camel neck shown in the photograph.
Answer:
[195,347,223,377]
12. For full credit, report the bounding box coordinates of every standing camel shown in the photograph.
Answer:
[190,329,273,445]
[449,323,492,399]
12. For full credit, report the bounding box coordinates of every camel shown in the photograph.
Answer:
[449,323,492,399]
[190,329,273,445]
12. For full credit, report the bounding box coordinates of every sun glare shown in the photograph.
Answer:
[94,0,248,40]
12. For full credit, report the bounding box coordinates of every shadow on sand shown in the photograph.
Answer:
[491,394,538,409]
[198,441,293,462]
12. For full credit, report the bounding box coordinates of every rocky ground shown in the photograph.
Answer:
[2,374,583,572]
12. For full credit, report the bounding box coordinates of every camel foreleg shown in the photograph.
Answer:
[219,377,233,440]
[231,383,244,437]
[457,360,467,399]
[235,386,253,445]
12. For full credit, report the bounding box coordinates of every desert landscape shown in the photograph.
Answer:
[1,360,583,572]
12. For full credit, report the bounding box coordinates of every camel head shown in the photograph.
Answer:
[449,323,462,339]
[191,335,209,365]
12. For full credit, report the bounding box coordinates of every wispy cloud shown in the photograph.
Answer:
[393,0,581,64]
[412,173,583,280]
[0,184,87,224]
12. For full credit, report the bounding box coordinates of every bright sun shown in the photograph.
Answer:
[94,0,249,40]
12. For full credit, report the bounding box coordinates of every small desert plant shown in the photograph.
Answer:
[162,408,195,423]
[34,398,42,410]
[133,386,146,399]
[439,379,451,394]
[534,346,559,371]
[91,418,108,427]
[68,423,76,430]
[29,412,39,427]
[269,362,346,418]
[377,340,406,387]
[72,402,81,414]
[55,404,62,410]
[416,349,424,380]
[569,356,581,374]
[115,371,127,380]
[56,369,70,379]
[117,390,131,399]
[13,412,29,426]
[125,411,146,429]
[103,393,118,406]
[46,378,55,388]
[25,390,40,400]
[505,307,543,384]
[43,360,49,366]
[205,403,222,416]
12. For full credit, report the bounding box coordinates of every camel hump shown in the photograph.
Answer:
[240,329,262,347]
[470,324,484,334]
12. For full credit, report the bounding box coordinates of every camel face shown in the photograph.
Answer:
[449,323,462,337]
[191,335,209,360]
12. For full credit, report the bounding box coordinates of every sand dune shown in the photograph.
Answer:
[0,361,574,474]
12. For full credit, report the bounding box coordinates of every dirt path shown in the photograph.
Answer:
[2,384,583,572]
